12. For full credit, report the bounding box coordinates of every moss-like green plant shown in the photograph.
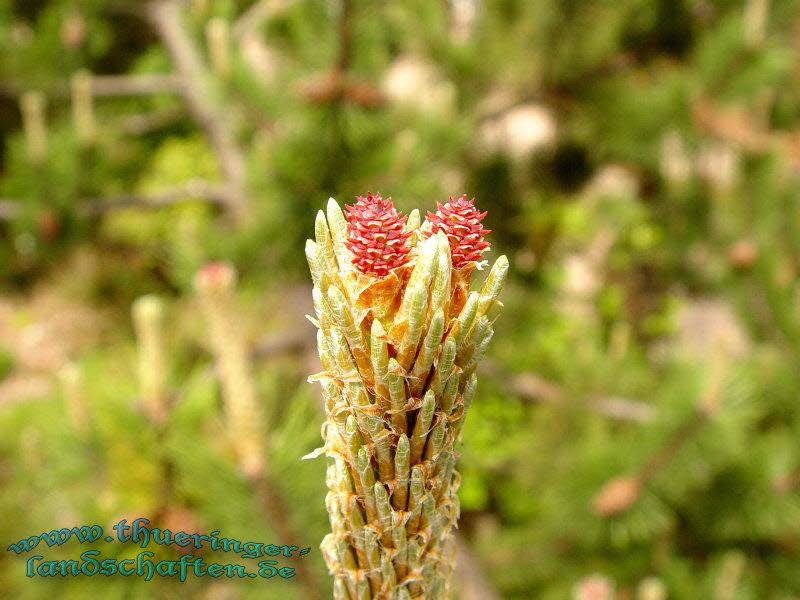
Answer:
[306,194,507,599]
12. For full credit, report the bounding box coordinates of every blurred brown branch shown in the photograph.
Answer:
[80,181,229,214]
[1,74,181,99]
[117,106,185,135]
[0,181,227,221]
[481,360,656,423]
[147,0,249,218]
[90,74,181,96]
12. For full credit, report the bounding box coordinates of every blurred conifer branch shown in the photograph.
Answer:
[147,0,249,218]
[592,348,730,517]
[194,262,323,599]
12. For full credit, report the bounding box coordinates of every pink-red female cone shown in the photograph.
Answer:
[345,193,412,277]
[425,195,491,268]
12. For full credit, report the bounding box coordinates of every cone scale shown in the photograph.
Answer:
[307,195,507,599]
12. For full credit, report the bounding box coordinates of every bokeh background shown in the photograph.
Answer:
[1,0,799,598]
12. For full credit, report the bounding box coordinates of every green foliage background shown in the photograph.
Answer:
[1,0,800,598]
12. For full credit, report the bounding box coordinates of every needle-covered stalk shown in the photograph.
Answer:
[195,262,266,480]
[132,294,168,425]
[308,195,506,599]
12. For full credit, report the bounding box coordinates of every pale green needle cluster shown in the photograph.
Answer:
[194,263,267,480]
[307,198,508,599]
[132,295,168,425]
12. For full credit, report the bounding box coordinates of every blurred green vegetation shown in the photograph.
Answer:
[2,0,800,598]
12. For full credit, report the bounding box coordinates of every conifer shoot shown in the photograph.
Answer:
[307,194,508,599]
